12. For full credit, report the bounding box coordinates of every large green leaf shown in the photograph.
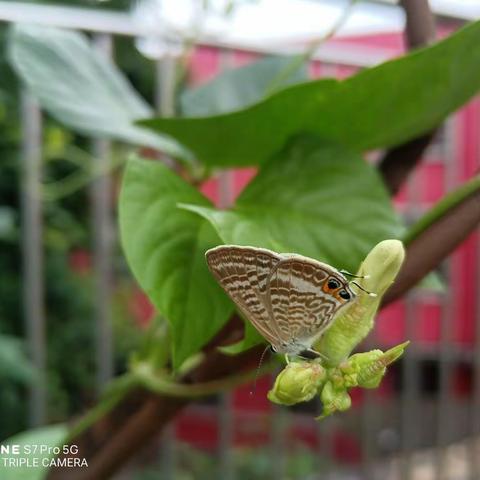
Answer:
[0,424,67,480]
[119,157,233,368]
[143,78,338,166]
[8,24,189,160]
[180,55,308,117]
[182,136,402,351]
[141,21,480,166]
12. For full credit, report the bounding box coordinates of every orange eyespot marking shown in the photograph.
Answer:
[323,277,341,294]
[336,289,352,302]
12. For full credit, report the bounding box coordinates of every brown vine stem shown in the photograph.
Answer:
[377,0,437,195]
[383,175,480,304]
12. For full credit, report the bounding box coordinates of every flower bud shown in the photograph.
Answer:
[346,349,385,389]
[317,381,352,420]
[316,240,405,366]
[268,361,326,406]
[356,342,409,388]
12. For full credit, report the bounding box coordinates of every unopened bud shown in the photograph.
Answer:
[268,361,326,406]
[317,381,352,420]
[356,342,409,388]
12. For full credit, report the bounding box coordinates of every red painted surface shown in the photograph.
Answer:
[188,46,221,86]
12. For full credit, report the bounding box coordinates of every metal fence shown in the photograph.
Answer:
[1,2,480,479]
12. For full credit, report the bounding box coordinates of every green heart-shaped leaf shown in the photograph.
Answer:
[119,157,233,368]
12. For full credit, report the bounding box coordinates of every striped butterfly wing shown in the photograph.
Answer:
[205,245,283,346]
[267,255,345,345]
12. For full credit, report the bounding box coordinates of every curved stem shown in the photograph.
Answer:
[378,0,436,194]
[134,360,274,397]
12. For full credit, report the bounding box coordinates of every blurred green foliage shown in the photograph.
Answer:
[0,4,156,440]
[0,102,97,438]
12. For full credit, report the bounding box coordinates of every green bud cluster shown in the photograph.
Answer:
[267,342,408,418]
[267,240,409,419]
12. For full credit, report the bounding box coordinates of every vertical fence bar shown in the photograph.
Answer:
[218,392,235,480]
[469,109,480,480]
[435,277,453,480]
[360,334,377,479]
[471,228,480,479]
[216,48,236,480]
[271,403,288,479]
[317,61,349,480]
[155,56,176,117]
[319,416,342,479]
[21,91,46,426]
[400,169,423,479]
[159,427,176,480]
[91,33,114,391]
[400,293,419,480]
[217,166,235,480]
[361,379,377,478]
[435,119,456,480]
[156,54,178,480]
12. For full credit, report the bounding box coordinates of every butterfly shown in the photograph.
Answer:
[205,245,363,360]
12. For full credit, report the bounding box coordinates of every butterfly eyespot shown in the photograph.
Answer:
[339,289,351,300]
[327,278,340,290]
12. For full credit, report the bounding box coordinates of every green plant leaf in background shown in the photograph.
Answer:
[119,157,233,369]
[0,424,67,480]
[180,55,308,117]
[141,20,480,167]
[8,24,189,160]
[182,135,402,351]
[0,334,34,384]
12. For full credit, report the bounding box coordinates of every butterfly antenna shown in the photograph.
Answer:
[249,344,271,396]
[351,281,377,297]
[340,269,370,280]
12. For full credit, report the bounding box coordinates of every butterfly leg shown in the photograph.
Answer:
[299,348,329,362]
[284,354,290,364]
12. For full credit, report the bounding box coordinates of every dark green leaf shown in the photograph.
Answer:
[141,21,480,166]
[182,135,402,351]
[8,24,189,160]
[142,78,338,166]
[180,55,308,117]
[119,157,233,368]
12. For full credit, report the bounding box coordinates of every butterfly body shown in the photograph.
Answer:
[205,245,356,358]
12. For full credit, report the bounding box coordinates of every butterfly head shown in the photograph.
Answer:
[338,269,378,297]
[322,275,356,304]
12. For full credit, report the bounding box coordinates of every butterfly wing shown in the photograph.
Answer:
[266,255,348,346]
[205,245,283,347]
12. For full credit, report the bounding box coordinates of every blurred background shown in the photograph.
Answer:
[0,1,479,479]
